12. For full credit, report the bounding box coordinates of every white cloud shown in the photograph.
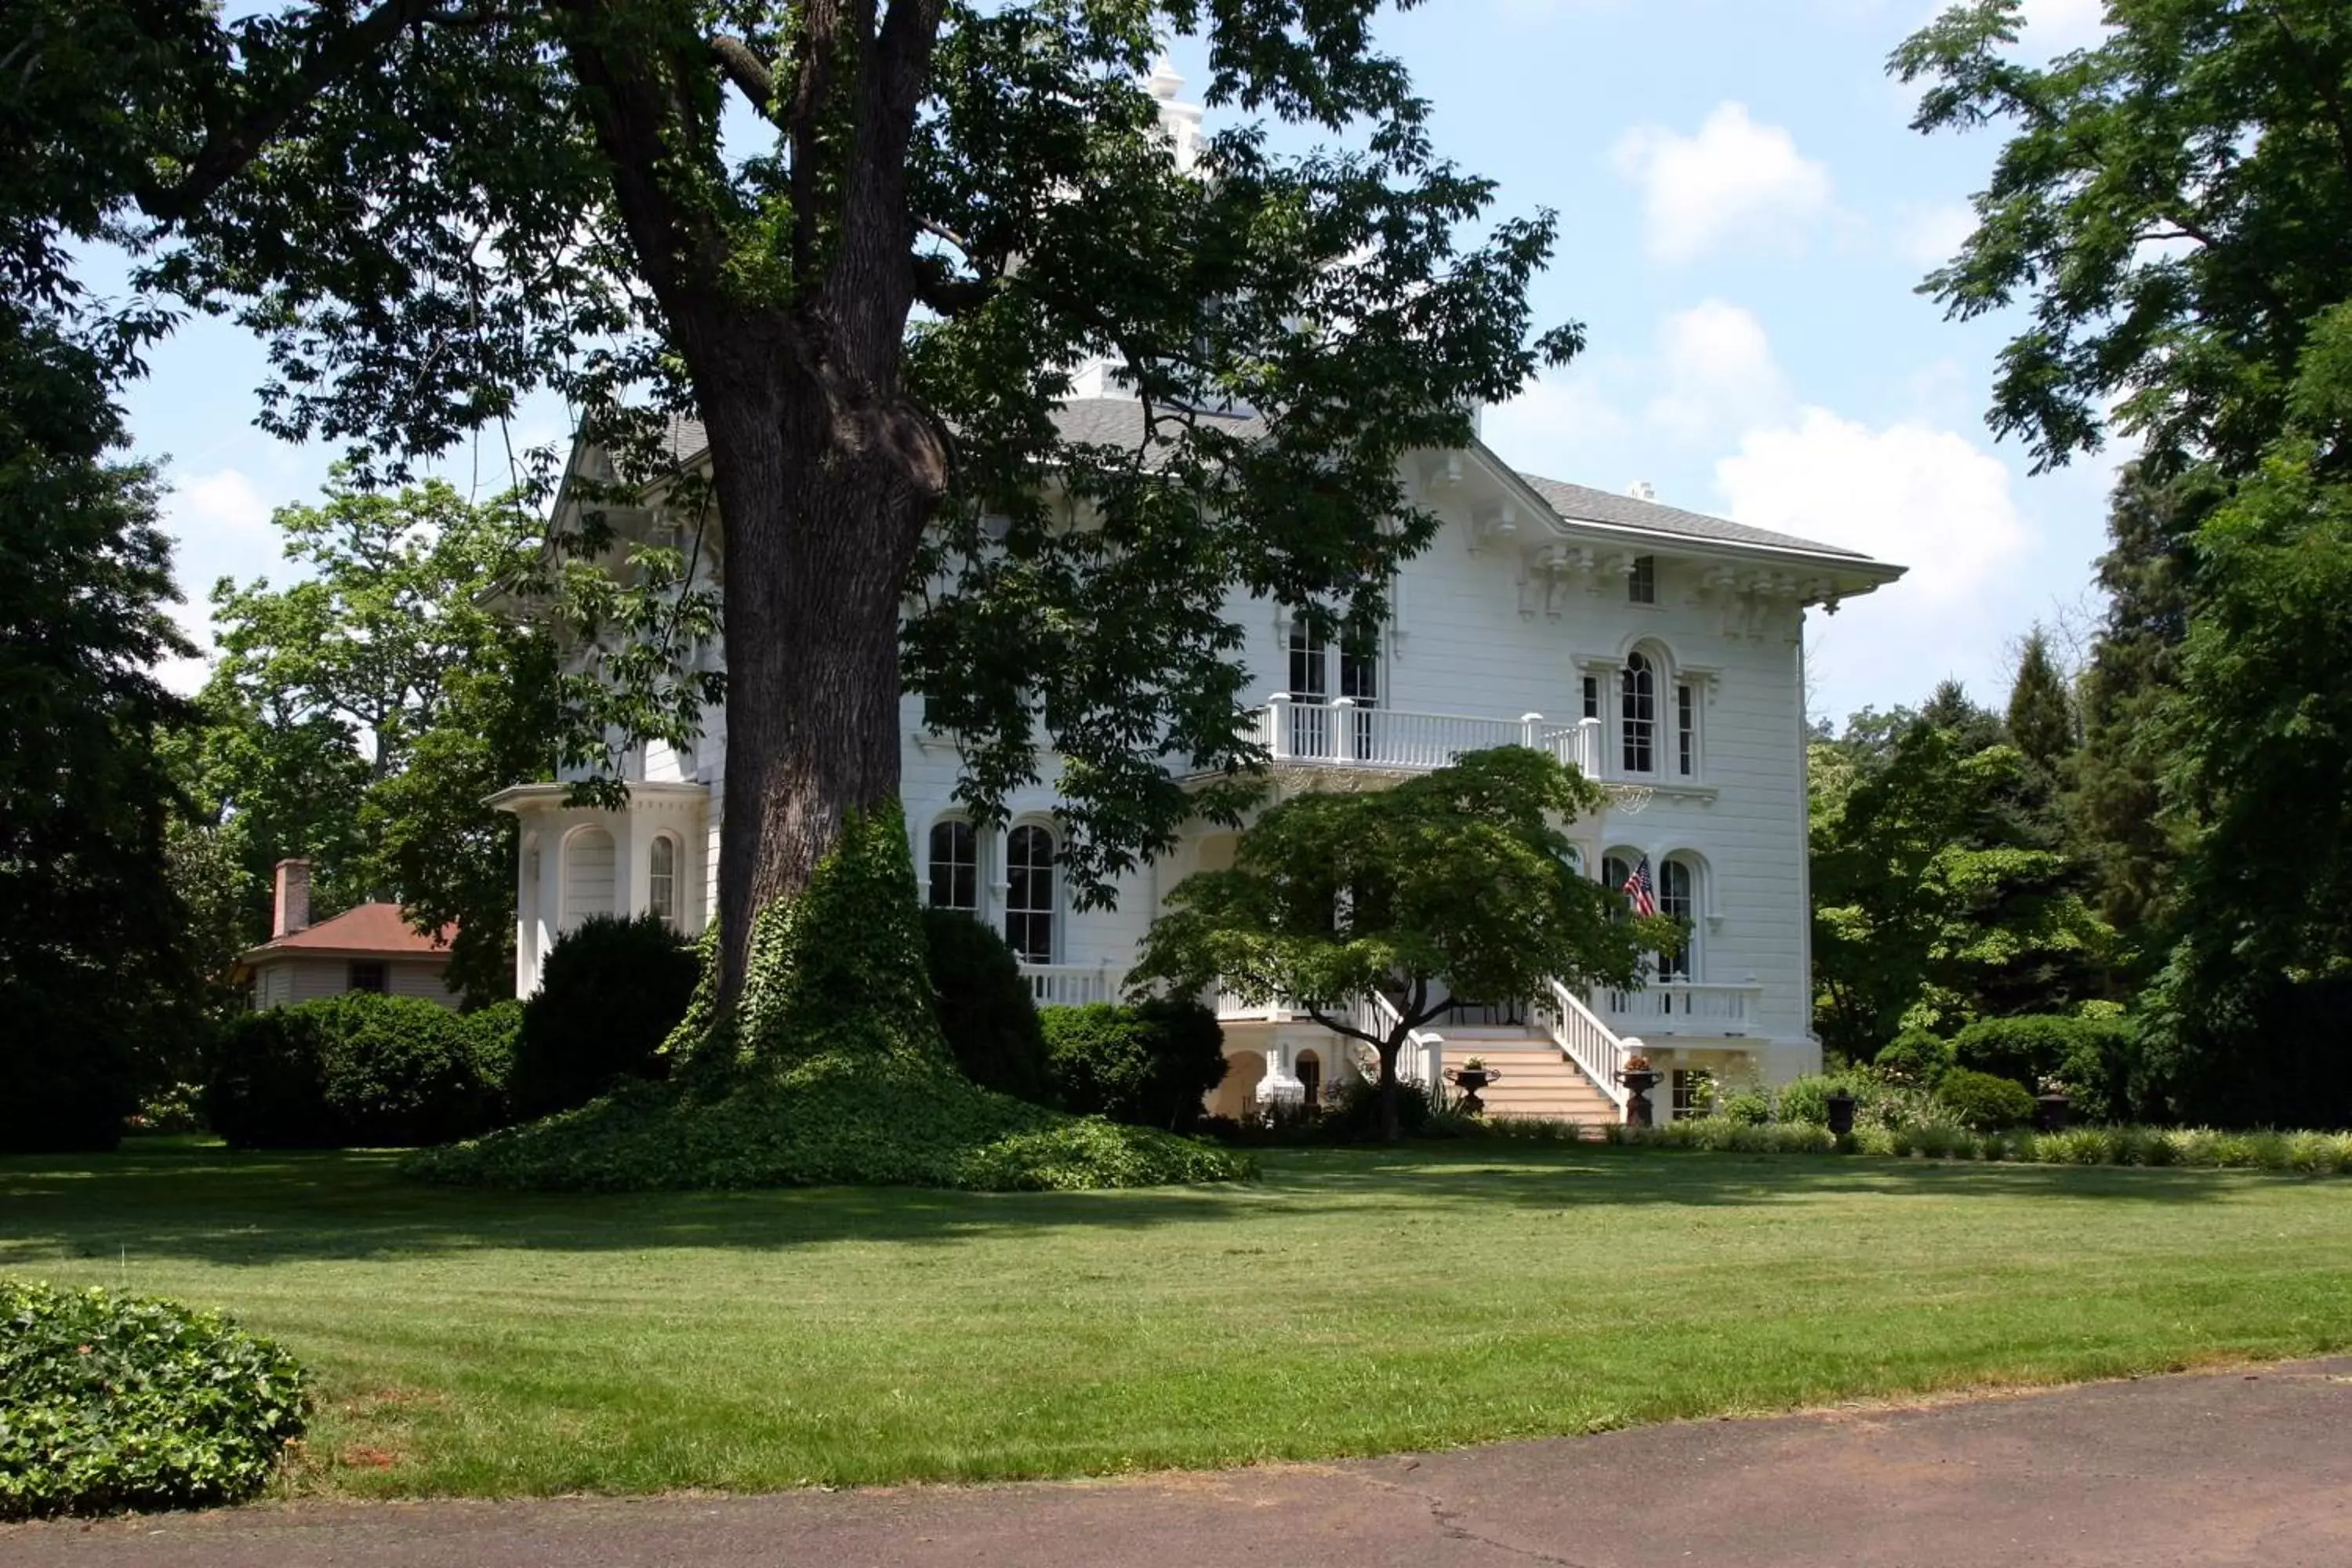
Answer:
[1610,103,1835,264]
[153,468,278,695]
[1646,300,1791,439]
[165,468,273,547]
[1718,408,2041,716]
[1719,408,2028,601]
[1893,200,1976,267]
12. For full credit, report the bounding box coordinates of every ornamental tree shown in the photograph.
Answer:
[26,0,1580,1017]
[1131,748,1672,1141]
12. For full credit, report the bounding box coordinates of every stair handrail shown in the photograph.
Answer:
[1536,978,1632,1110]
[1338,989,1445,1091]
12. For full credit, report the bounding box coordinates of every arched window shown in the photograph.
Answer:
[648,835,677,926]
[563,826,615,931]
[1004,825,1056,963]
[927,819,978,913]
[1657,857,1697,979]
[1621,652,1657,775]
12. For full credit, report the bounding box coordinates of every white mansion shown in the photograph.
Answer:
[491,387,1904,1127]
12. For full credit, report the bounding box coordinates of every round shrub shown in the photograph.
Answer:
[920,909,1051,1102]
[1936,1068,2038,1132]
[0,1280,307,1519]
[1327,1073,1435,1141]
[507,914,700,1120]
[205,994,510,1148]
[1874,1028,1955,1088]
[1718,1090,1771,1126]
[1951,1014,2085,1091]
[1040,999,1229,1133]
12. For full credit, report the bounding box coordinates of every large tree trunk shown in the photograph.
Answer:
[696,337,946,1013]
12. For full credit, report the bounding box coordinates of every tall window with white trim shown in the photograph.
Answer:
[1628,555,1657,604]
[927,820,978,913]
[1288,621,1330,757]
[1676,683,1697,777]
[1657,857,1695,979]
[648,835,677,926]
[1005,825,1056,963]
[1621,652,1657,775]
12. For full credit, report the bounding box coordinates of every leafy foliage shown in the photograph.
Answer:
[508,915,699,1121]
[204,994,514,1149]
[1873,1027,1956,1088]
[169,478,558,1004]
[1810,717,2110,1059]
[0,1280,307,1519]
[1897,0,2352,1123]
[1135,747,1669,1138]
[410,806,1250,1191]
[0,286,200,1152]
[1935,1069,2038,1133]
[1039,1000,1228,1133]
[920,909,1051,1104]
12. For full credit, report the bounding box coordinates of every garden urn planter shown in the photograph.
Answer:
[1619,1068,1661,1128]
[2034,1092,2071,1134]
[1825,1091,1857,1137]
[1448,1066,1498,1116]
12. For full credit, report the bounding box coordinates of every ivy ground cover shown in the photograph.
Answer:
[3,1140,2348,1501]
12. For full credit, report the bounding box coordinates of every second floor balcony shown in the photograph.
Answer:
[1252,696,1602,778]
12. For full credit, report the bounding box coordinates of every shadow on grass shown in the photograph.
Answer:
[0,1137,2285,1272]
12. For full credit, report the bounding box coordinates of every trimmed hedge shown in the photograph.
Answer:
[1606,1119,2352,1174]
[920,908,1051,1102]
[1936,1068,2039,1132]
[408,804,1252,1192]
[506,915,699,1120]
[205,994,514,1149]
[1873,1027,1955,1088]
[1,1281,307,1519]
[1040,999,1229,1133]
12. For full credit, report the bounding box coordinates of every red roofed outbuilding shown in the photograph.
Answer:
[234,859,461,1010]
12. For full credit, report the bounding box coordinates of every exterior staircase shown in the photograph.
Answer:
[1436,1029,1621,1129]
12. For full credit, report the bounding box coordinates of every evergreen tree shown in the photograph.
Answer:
[2005,630,2074,775]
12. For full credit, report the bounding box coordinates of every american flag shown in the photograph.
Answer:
[1621,855,1658,918]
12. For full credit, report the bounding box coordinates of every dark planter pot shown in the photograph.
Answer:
[1825,1091,1857,1138]
[1449,1068,1497,1116]
[2034,1092,2071,1134]
[1619,1068,1661,1128]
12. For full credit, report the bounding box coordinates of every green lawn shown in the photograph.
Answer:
[4,1141,2348,1499]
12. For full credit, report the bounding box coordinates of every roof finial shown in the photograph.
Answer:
[1145,54,1184,102]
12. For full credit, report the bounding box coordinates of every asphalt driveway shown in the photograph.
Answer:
[10,1356,2350,1566]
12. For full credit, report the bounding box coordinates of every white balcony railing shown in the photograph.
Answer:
[1596,981,1762,1036]
[1254,698,1602,779]
[1019,963,1120,1008]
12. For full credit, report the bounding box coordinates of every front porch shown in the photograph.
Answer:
[1016,962,1778,1127]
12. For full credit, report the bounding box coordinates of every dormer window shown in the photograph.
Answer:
[1628,555,1657,605]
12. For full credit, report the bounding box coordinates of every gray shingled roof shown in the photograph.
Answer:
[1515,473,1867,561]
[630,397,1868,563]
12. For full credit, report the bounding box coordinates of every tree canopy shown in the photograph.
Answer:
[12,0,1581,1017]
[1133,748,1671,1138]
[169,477,558,1003]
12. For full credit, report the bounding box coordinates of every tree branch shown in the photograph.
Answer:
[139,0,456,223]
[710,34,778,122]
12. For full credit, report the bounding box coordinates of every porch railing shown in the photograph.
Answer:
[1596,981,1762,1035]
[1254,698,1604,779]
[1019,962,1120,1008]
[1534,978,1632,1112]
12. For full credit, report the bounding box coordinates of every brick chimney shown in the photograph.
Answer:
[272,858,311,938]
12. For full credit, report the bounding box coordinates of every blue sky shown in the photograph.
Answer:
[134,0,2123,726]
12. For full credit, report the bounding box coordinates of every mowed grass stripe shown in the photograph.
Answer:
[2,1142,2346,1497]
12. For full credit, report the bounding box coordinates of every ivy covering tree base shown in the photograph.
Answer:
[407,805,1249,1192]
